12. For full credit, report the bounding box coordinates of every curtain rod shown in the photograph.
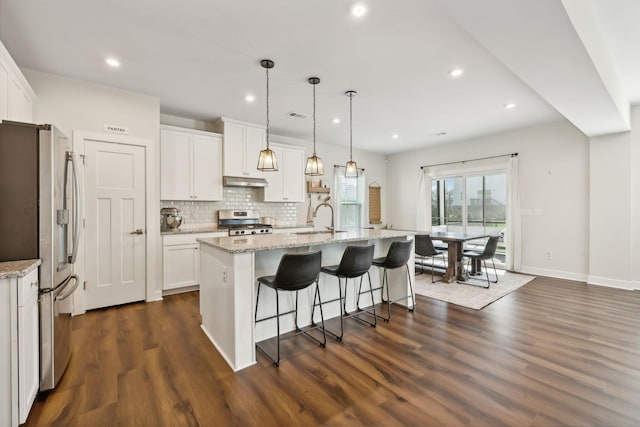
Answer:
[334,164,365,171]
[420,153,518,170]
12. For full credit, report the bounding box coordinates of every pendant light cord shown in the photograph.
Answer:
[313,83,316,155]
[265,66,270,149]
[349,93,353,161]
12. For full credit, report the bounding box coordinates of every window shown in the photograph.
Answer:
[334,170,365,229]
[431,172,507,263]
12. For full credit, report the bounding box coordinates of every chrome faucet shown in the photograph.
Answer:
[313,196,335,232]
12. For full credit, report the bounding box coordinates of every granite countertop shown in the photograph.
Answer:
[198,229,414,254]
[0,259,41,280]
[161,224,313,235]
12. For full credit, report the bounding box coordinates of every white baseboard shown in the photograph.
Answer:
[587,275,636,290]
[200,324,256,372]
[146,289,163,302]
[519,266,588,282]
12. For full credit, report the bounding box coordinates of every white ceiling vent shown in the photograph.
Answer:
[288,111,308,119]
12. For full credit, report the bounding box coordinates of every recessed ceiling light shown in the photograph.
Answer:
[105,57,120,68]
[351,3,367,17]
[245,94,256,103]
[392,134,399,139]
[504,103,517,109]
[449,68,464,77]
[332,118,341,124]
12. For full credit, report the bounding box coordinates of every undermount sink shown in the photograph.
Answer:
[294,230,347,235]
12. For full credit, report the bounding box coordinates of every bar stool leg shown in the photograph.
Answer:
[406,265,415,311]
[275,289,281,367]
[354,271,377,327]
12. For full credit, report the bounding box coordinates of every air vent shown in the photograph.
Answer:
[288,112,308,119]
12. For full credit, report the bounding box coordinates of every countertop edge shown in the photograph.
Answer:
[198,230,415,254]
[0,259,42,280]
[161,224,313,235]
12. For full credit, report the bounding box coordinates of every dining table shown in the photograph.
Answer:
[429,231,491,283]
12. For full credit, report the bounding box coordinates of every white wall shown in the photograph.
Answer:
[387,120,590,281]
[23,69,163,309]
[630,105,640,288]
[589,132,632,287]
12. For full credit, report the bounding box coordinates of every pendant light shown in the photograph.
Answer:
[345,90,359,178]
[257,59,278,172]
[305,77,324,176]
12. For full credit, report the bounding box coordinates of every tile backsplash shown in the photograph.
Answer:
[161,187,304,226]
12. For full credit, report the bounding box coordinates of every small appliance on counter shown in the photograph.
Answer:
[161,207,183,231]
[218,210,274,236]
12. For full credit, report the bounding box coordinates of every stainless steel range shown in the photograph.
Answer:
[218,210,274,236]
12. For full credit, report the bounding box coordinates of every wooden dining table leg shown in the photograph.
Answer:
[443,242,459,283]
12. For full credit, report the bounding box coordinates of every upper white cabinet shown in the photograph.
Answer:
[215,117,266,179]
[161,125,223,201]
[0,40,34,123]
[262,144,305,202]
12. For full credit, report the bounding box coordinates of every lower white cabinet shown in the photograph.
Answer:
[162,232,225,292]
[1,266,39,427]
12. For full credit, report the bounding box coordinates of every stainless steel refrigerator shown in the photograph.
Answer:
[0,120,81,391]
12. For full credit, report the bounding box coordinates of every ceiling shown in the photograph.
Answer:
[0,0,637,155]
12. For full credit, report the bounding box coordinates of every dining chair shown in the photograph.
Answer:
[414,235,447,283]
[460,235,500,288]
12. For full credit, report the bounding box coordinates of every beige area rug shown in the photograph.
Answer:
[414,270,536,310]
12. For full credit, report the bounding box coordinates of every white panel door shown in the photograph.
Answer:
[84,140,146,310]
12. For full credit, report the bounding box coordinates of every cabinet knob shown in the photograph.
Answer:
[31,281,38,287]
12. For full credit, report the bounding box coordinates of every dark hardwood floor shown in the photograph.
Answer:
[24,276,640,426]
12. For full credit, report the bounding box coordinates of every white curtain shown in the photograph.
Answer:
[416,169,430,232]
[506,156,521,271]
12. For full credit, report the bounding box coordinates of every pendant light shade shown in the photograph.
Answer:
[305,77,324,176]
[257,59,278,172]
[345,90,359,178]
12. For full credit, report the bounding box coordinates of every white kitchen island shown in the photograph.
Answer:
[197,229,415,371]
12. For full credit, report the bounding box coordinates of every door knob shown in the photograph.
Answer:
[130,229,144,235]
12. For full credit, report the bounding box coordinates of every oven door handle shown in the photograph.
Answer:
[55,275,79,301]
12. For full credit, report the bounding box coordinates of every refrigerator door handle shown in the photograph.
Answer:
[66,151,81,264]
[55,274,79,301]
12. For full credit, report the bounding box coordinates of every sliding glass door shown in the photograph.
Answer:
[431,172,507,265]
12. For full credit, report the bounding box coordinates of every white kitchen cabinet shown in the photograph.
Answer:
[160,125,223,201]
[261,144,305,203]
[0,40,35,122]
[1,264,39,427]
[162,232,226,293]
[215,117,266,179]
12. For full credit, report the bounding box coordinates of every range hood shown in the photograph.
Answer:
[223,176,269,188]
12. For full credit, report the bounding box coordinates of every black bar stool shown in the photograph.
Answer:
[415,234,447,283]
[372,240,414,322]
[254,251,325,367]
[311,244,376,341]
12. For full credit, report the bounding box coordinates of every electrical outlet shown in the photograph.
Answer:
[545,251,552,260]
[222,266,227,283]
